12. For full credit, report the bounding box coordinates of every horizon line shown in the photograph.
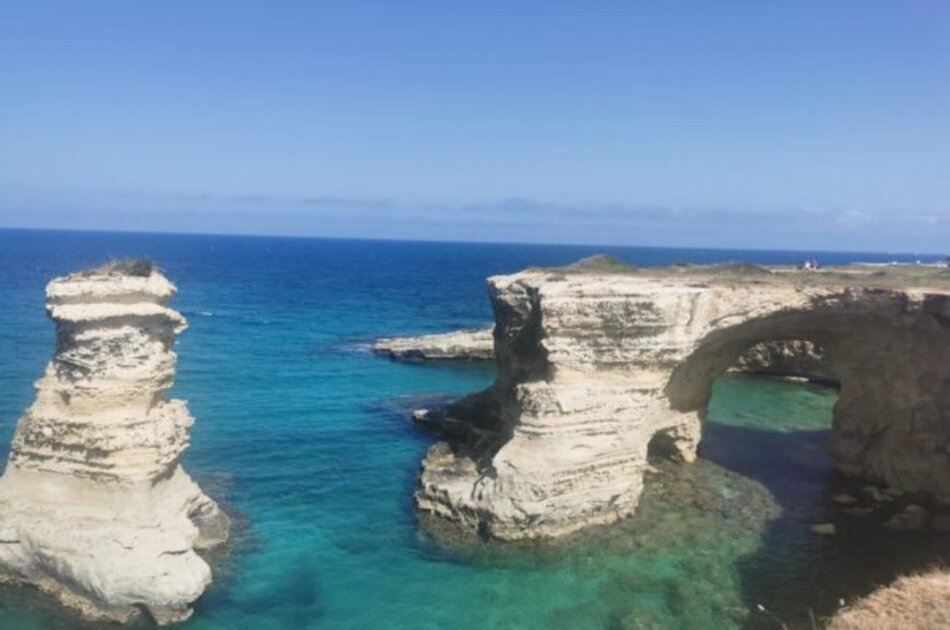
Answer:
[0,224,944,260]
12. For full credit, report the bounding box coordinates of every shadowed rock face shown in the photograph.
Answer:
[0,263,229,624]
[731,339,834,383]
[416,264,950,540]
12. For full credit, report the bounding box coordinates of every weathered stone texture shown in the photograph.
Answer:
[0,264,229,624]
[417,266,950,540]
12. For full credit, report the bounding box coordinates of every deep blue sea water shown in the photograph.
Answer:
[0,229,945,629]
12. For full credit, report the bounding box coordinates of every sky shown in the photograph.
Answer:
[1,1,948,252]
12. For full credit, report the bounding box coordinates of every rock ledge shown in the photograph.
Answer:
[373,328,494,360]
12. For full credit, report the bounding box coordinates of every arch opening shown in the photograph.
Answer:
[649,337,836,460]
[659,305,950,504]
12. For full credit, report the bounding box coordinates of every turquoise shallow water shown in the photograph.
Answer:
[0,230,945,629]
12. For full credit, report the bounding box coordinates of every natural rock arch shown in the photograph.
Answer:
[417,263,950,540]
[663,302,950,497]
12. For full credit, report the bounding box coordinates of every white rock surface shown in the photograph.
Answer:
[373,328,494,360]
[0,262,229,624]
[417,264,950,540]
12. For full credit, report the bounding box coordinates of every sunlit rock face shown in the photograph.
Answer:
[0,262,229,624]
[373,328,494,360]
[417,262,950,540]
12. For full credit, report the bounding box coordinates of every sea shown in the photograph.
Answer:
[0,228,946,629]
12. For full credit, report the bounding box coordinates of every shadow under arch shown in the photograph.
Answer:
[699,377,837,627]
[698,375,950,629]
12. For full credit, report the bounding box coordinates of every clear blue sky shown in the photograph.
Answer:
[1,1,948,252]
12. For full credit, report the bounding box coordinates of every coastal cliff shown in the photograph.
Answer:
[0,261,229,624]
[416,261,950,540]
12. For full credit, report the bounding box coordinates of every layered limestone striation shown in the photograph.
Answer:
[0,261,229,624]
[373,327,834,382]
[417,262,950,540]
[373,328,494,360]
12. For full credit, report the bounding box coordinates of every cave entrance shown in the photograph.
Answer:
[649,338,839,477]
[659,299,950,506]
[702,338,839,469]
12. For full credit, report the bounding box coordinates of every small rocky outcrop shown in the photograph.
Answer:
[0,261,229,624]
[373,328,494,360]
[416,261,950,540]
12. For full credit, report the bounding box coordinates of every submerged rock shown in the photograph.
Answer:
[0,261,229,624]
[810,523,837,535]
[833,494,859,506]
[862,486,894,504]
[883,505,929,532]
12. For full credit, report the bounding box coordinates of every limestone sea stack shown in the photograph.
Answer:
[0,261,229,624]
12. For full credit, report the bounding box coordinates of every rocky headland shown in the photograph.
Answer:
[0,261,229,624]
[373,328,494,360]
[414,258,950,541]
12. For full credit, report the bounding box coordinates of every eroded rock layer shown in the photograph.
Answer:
[416,264,950,540]
[0,262,229,624]
[373,327,835,385]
